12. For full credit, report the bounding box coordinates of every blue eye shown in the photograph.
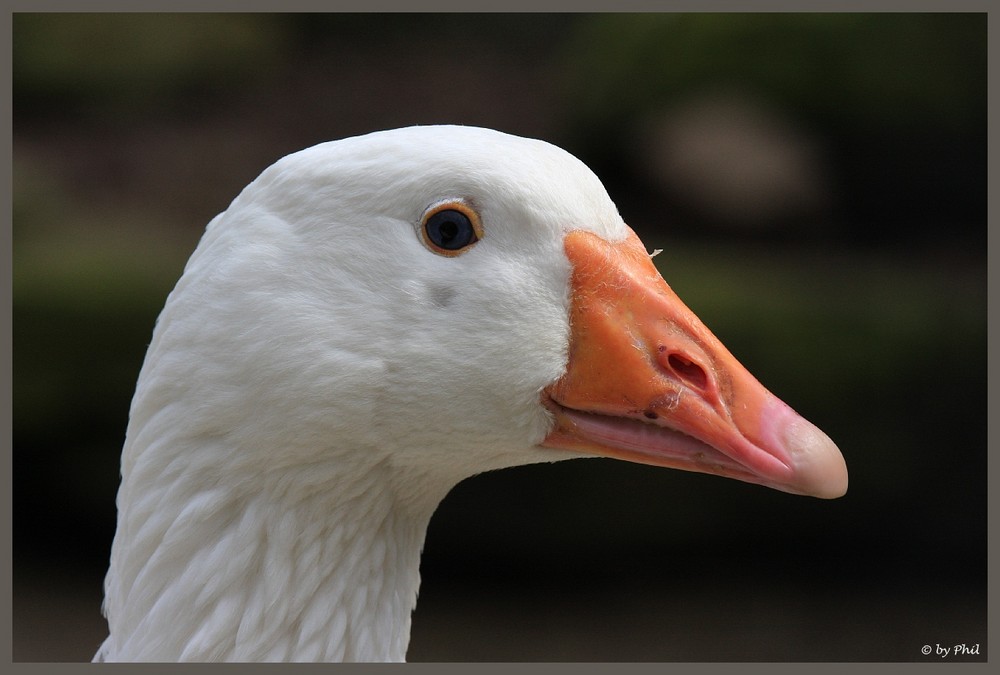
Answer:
[421,203,482,255]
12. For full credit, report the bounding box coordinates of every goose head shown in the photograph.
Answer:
[99,125,846,662]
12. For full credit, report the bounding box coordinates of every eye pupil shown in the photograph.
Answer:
[425,208,477,251]
[438,220,459,243]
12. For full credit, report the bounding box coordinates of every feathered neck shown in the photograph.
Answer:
[99,436,447,662]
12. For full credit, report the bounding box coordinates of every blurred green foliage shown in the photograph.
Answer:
[14,13,291,121]
[562,13,985,135]
[555,14,986,241]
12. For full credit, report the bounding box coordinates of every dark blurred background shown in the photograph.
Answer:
[12,13,986,662]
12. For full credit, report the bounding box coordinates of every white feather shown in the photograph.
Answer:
[97,125,627,662]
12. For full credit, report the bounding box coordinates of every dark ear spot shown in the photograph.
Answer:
[429,284,457,308]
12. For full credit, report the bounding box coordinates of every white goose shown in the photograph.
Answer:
[96,125,847,662]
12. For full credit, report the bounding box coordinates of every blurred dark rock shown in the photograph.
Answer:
[633,90,833,235]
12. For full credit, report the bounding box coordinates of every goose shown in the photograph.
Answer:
[95,124,848,662]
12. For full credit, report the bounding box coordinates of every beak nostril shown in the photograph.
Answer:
[667,353,709,392]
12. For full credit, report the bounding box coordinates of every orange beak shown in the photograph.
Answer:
[542,228,848,499]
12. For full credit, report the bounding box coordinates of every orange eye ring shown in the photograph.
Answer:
[419,200,483,256]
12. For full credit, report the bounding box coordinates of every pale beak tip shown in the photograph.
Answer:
[783,416,849,499]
